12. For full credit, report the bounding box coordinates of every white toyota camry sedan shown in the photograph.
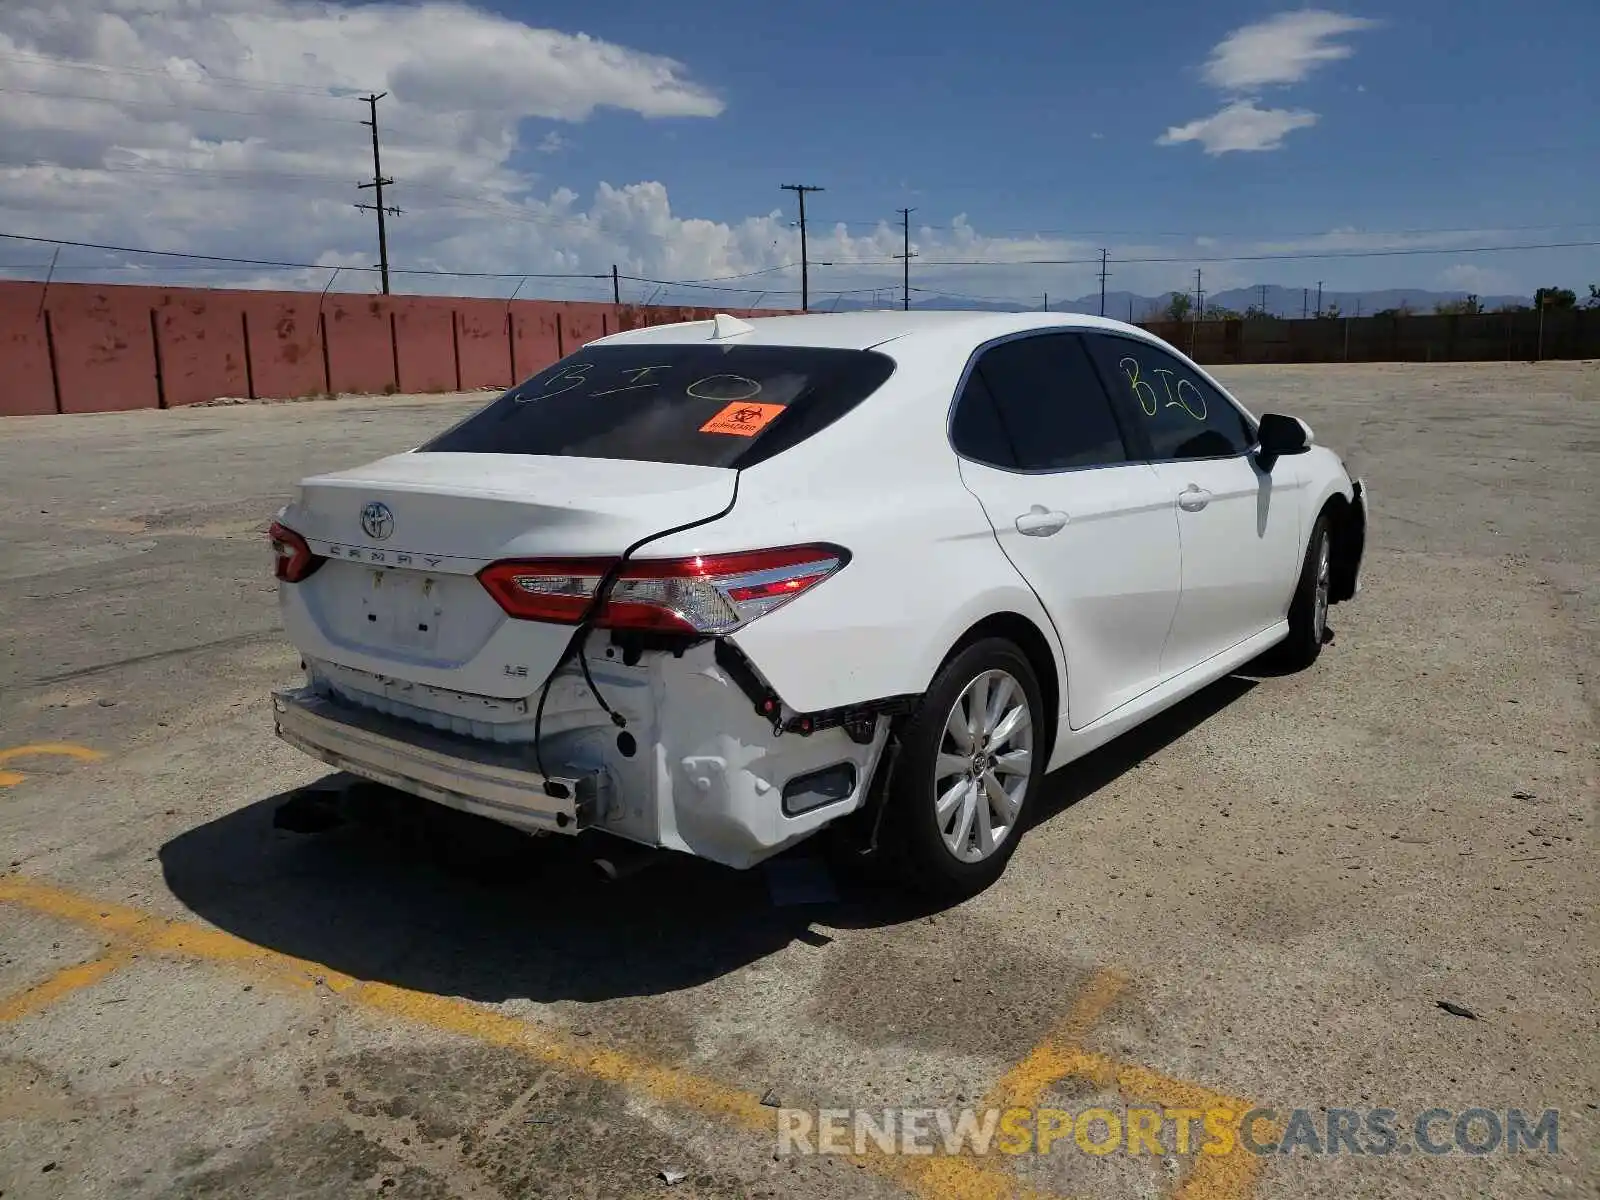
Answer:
[269,309,1366,896]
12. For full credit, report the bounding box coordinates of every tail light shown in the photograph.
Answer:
[269,520,325,583]
[478,545,849,635]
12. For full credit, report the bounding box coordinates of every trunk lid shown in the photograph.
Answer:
[277,452,734,699]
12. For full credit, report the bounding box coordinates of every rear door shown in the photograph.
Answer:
[951,332,1182,731]
[1082,332,1305,676]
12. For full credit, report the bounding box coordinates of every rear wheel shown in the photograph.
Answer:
[882,638,1044,899]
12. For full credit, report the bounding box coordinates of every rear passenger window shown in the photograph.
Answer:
[951,333,1129,471]
[1084,334,1256,461]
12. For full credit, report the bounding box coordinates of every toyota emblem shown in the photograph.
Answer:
[360,501,394,541]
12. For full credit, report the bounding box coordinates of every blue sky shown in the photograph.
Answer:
[1,1,1597,306]
[503,0,1600,298]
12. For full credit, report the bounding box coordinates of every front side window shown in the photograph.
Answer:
[420,344,896,468]
[950,332,1129,471]
[1083,334,1255,460]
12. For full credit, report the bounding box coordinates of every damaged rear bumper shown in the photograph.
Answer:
[271,638,892,870]
[272,686,600,836]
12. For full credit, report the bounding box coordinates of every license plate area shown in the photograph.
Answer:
[359,567,445,652]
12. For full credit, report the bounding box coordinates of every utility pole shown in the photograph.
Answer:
[1259,283,1268,316]
[896,207,916,311]
[1316,280,1323,318]
[780,184,824,312]
[1098,249,1111,316]
[612,264,621,305]
[1043,292,1049,312]
[355,93,400,295]
[1302,288,1309,319]
[1194,268,1204,318]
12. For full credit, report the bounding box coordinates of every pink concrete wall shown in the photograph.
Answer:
[453,299,512,391]
[324,297,395,395]
[0,280,798,416]
[47,286,160,413]
[0,284,57,416]
[152,290,249,407]
[510,301,562,382]
[560,301,608,349]
[241,293,325,399]
[393,297,457,394]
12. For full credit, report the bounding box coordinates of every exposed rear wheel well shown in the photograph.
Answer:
[940,612,1060,764]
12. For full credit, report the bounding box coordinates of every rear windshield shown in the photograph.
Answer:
[419,343,896,468]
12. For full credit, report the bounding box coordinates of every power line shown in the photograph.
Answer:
[650,263,798,284]
[0,231,605,279]
[871,239,1600,267]
[0,231,853,295]
[908,285,1027,307]
[620,274,884,297]
[0,84,360,124]
[0,50,360,98]
[840,218,1600,239]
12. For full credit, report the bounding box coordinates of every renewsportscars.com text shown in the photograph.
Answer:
[776,1105,1562,1158]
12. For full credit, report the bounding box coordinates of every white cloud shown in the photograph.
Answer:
[1437,263,1517,296]
[1160,10,1376,156]
[0,0,737,296]
[1203,10,1379,90]
[1157,100,1318,154]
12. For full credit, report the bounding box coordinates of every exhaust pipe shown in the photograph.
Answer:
[592,841,668,882]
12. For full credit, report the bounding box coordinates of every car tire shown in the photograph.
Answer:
[882,637,1045,900]
[1273,512,1333,672]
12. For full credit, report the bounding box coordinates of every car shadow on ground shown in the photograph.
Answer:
[158,674,1257,1006]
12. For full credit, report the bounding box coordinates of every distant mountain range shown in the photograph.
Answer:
[832,284,1531,318]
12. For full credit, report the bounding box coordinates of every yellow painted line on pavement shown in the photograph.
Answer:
[983,967,1130,1110]
[0,945,133,1022]
[0,875,1057,1200]
[981,970,1272,1200]
[0,743,104,787]
[1014,1048,1273,1200]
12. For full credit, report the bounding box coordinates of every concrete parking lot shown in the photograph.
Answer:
[1,361,1596,1200]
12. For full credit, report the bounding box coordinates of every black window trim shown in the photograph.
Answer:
[944,329,1140,477]
[1081,330,1263,466]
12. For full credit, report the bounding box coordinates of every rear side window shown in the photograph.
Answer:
[420,344,896,468]
[951,332,1129,471]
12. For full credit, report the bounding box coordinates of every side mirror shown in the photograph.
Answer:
[1255,413,1311,470]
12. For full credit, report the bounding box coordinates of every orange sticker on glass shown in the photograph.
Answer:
[699,401,786,437]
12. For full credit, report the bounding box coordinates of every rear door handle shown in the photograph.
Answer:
[1015,506,1069,536]
[1177,485,1212,512]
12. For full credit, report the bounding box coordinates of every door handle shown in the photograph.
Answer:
[1015,506,1069,536]
[1177,485,1212,512]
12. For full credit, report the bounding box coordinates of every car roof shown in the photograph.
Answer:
[588,308,1162,352]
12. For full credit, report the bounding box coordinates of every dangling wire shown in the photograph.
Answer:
[529,477,742,792]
